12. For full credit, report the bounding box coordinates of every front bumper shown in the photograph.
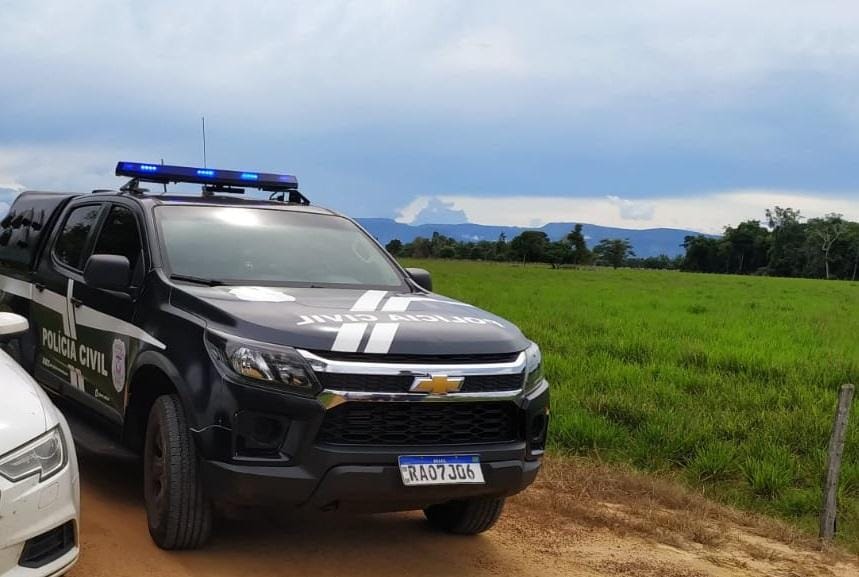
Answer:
[203,454,541,512]
[195,378,549,512]
[0,420,80,577]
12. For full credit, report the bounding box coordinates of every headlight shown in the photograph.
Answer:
[205,330,321,396]
[0,426,67,483]
[524,341,544,391]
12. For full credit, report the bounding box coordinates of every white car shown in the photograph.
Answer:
[0,313,79,577]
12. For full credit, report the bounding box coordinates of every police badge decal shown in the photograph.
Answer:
[112,338,127,393]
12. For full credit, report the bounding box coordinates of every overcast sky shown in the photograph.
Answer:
[2,0,859,233]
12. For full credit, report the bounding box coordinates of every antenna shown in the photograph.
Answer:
[201,116,207,168]
[160,158,166,193]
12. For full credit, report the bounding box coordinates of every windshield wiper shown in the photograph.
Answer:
[169,274,223,286]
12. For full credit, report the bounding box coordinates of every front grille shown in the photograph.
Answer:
[318,402,520,446]
[308,350,522,364]
[318,372,524,393]
[18,521,75,569]
[319,373,413,393]
[461,373,525,393]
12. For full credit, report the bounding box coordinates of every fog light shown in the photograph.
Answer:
[529,412,549,452]
[233,411,290,458]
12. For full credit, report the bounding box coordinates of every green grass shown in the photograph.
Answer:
[402,259,859,547]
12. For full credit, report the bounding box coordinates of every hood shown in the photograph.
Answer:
[171,285,529,355]
[0,349,49,453]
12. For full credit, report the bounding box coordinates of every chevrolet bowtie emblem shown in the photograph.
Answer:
[410,375,465,395]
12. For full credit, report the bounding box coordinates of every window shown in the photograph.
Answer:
[92,206,143,273]
[155,206,404,288]
[54,205,102,270]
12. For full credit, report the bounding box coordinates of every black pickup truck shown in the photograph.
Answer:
[0,162,549,549]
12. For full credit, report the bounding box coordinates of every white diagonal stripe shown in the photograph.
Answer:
[381,296,475,312]
[0,275,33,299]
[363,322,399,354]
[2,273,166,350]
[350,290,388,312]
[32,288,68,321]
[332,322,368,352]
[66,279,77,340]
[75,306,166,350]
[380,297,409,312]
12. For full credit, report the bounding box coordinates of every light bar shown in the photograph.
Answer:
[116,161,299,190]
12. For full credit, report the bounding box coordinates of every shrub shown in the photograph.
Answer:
[742,450,795,500]
[688,442,738,483]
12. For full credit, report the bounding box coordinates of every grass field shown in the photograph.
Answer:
[402,259,859,547]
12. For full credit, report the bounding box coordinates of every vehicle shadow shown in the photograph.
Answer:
[76,450,521,577]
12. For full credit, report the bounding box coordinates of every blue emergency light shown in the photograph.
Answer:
[115,161,299,191]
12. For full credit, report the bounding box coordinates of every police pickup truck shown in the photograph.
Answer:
[0,162,549,549]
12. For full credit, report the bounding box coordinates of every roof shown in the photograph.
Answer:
[16,189,341,217]
[141,194,338,215]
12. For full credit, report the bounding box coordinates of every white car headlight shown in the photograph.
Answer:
[0,426,67,483]
[525,341,544,391]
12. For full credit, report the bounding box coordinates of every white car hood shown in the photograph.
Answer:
[0,350,49,454]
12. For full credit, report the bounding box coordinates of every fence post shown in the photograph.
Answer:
[819,383,855,542]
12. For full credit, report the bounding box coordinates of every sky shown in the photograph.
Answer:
[2,0,859,233]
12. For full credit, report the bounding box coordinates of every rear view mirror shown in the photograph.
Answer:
[84,254,131,292]
[0,312,28,340]
[405,268,432,292]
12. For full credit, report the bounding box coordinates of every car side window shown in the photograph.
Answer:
[92,205,143,274]
[53,205,102,270]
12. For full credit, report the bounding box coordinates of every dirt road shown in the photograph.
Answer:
[69,453,857,577]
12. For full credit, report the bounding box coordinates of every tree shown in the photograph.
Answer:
[722,220,770,274]
[766,207,806,277]
[565,224,591,265]
[494,233,509,261]
[385,239,403,256]
[682,235,722,273]
[409,237,432,258]
[509,231,549,265]
[765,206,803,230]
[627,254,676,270]
[545,241,573,268]
[808,214,848,280]
[845,223,859,281]
[593,238,634,269]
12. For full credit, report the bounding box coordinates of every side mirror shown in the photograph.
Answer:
[405,267,432,292]
[84,254,131,292]
[0,312,28,340]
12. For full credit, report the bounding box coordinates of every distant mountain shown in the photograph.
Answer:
[357,218,707,258]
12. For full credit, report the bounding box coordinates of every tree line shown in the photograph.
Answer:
[682,207,859,280]
[384,225,640,269]
[383,206,859,281]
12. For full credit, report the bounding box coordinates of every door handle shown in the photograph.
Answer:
[34,283,45,292]
[70,297,82,308]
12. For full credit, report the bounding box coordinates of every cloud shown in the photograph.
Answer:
[607,196,656,221]
[4,2,859,227]
[6,2,859,140]
[408,190,859,234]
[0,144,144,192]
[402,197,469,225]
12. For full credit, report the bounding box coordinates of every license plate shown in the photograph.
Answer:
[398,455,485,486]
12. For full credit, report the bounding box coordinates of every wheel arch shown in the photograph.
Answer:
[124,350,192,451]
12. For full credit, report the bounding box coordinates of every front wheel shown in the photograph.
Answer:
[423,496,506,534]
[143,394,213,549]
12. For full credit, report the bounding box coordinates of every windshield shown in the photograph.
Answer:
[155,206,404,288]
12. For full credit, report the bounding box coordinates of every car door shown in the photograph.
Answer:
[72,201,148,418]
[32,201,107,414]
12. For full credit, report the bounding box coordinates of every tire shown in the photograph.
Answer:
[423,496,506,535]
[143,394,213,549]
